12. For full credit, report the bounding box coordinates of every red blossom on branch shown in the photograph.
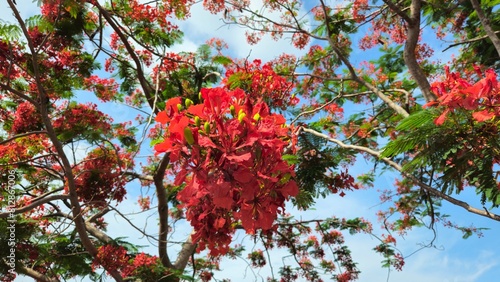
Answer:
[154,86,298,255]
[92,245,132,276]
[224,59,298,109]
[426,66,500,125]
[12,102,43,134]
[70,147,129,207]
[52,102,112,138]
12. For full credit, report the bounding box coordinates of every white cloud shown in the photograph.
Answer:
[173,1,310,62]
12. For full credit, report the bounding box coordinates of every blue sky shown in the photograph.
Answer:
[1,1,500,281]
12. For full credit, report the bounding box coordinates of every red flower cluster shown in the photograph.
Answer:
[358,8,408,50]
[129,252,171,280]
[92,245,130,275]
[12,102,43,134]
[292,32,310,49]
[202,0,226,14]
[121,0,175,30]
[27,26,86,74]
[137,196,151,211]
[93,246,167,279]
[328,169,359,197]
[224,59,298,109]
[53,103,111,138]
[83,75,119,102]
[0,140,31,161]
[71,147,127,207]
[132,252,158,268]
[352,0,369,22]
[426,66,500,125]
[154,87,298,255]
[0,41,24,79]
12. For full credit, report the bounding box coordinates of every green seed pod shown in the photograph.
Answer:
[185,98,193,108]
[184,127,195,145]
[204,121,211,134]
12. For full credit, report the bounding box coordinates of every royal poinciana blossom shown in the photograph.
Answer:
[92,245,171,281]
[223,59,299,109]
[1,0,500,281]
[154,87,299,255]
[428,66,500,124]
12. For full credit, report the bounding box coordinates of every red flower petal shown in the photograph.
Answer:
[155,110,170,124]
[434,109,449,125]
[472,110,494,122]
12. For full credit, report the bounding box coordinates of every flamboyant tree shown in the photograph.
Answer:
[0,0,499,281]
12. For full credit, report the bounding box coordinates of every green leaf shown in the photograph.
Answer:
[0,23,22,42]
[381,110,436,158]
[395,109,435,131]
[212,55,233,66]
[150,138,164,147]
[282,154,299,164]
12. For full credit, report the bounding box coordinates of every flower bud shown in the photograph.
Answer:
[185,98,193,108]
[253,113,261,121]
[279,173,291,184]
[194,116,201,127]
[238,112,246,123]
[177,103,183,111]
[230,105,236,117]
[204,121,211,134]
[184,127,195,145]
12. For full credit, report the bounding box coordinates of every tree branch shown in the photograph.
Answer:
[0,131,48,146]
[173,232,196,270]
[319,0,410,117]
[6,1,123,280]
[403,0,436,102]
[18,265,58,282]
[92,1,157,113]
[133,150,199,271]
[443,31,500,52]
[292,73,351,82]
[85,221,114,244]
[86,207,110,223]
[290,92,343,124]
[382,0,413,23]
[153,153,173,268]
[384,0,435,102]
[105,204,165,244]
[0,194,68,218]
[0,81,39,105]
[301,127,500,221]
[124,170,154,182]
[469,0,500,56]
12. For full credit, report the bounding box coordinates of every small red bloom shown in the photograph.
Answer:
[430,67,500,124]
